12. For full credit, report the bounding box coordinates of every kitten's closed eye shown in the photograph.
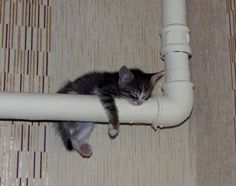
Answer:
[121,89,151,105]
[143,94,151,100]
[129,93,138,98]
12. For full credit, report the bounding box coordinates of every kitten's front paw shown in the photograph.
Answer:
[108,123,119,138]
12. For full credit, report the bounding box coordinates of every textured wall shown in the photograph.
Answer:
[47,0,194,186]
[0,0,51,185]
[2,0,230,186]
[188,0,236,186]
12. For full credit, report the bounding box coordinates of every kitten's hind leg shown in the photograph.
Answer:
[71,122,94,157]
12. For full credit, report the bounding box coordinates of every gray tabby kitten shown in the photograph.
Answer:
[56,66,163,157]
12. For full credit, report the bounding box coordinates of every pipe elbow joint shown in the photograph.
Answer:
[153,81,194,129]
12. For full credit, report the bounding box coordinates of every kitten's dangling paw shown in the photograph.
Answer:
[79,142,93,158]
[78,142,93,158]
[108,124,118,138]
[72,140,93,158]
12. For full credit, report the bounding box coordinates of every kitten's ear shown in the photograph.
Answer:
[150,70,164,86]
[119,66,134,84]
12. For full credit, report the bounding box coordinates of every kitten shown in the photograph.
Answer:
[56,66,163,157]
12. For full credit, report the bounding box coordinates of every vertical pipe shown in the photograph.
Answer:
[162,0,187,26]
[154,0,194,128]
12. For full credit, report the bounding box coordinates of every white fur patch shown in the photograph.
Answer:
[108,124,118,137]
[136,90,145,105]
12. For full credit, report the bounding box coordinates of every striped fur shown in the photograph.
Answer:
[56,66,163,157]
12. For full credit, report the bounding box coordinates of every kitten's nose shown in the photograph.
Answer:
[137,100,144,105]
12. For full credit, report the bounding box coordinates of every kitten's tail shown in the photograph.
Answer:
[56,123,73,151]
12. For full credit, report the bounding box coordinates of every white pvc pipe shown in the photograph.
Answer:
[0,92,158,125]
[154,0,193,128]
[162,0,187,26]
[0,0,194,128]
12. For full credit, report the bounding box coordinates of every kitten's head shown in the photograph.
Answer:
[118,66,164,105]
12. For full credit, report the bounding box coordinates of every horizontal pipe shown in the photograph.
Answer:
[0,92,158,125]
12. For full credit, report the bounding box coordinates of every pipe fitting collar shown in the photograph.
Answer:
[160,24,192,58]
